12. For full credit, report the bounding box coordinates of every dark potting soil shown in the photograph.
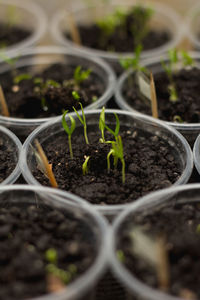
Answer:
[33,126,181,205]
[123,67,200,123]
[117,202,200,298]
[0,22,31,48]
[0,204,95,300]
[66,8,170,53]
[0,63,104,118]
[0,135,16,183]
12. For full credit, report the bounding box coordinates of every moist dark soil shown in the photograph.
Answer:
[117,202,200,299]
[0,63,104,118]
[123,67,200,123]
[0,134,16,183]
[66,8,170,53]
[0,203,95,300]
[33,126,181,205]
[0,22,31,48]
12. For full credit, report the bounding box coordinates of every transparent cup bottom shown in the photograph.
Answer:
[20,109,193,219]
[0,125,21,185]
[0,184,108,300]
[110,183,200,300]
[51,0,184,74]
[0,0,47,55]
[115,51,200,145]
[0,46,115,142]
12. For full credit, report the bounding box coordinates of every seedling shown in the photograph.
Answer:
[173,115,184,123]
[161,49,194,103]
[73,66,91,87]
[130,5,154,45]
[82,156,90,175]
[107,135,125,184]
[72,90,80,101]
[45,248,77,286]
[73,102,89,144]
[0,85,10,117]
[13,73,32,84]
[116,250,125,263]
[34,139,58,188]
[120,44,146,72]
[99,106,106,143]
[62,110,76,159]
[104,112,120,141]
[34,78,61,111]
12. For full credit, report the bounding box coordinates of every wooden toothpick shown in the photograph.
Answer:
[150,72,158,119]
[156,236,170,292]
[35,139,58,188]
[68,12,82,46]
[0,85,10,117]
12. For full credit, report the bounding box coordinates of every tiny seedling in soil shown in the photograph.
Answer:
[82,155,90,175]
[120,44,147,73]
[99,106,106,143]
[62,110,76,159]
[73,102,89,145]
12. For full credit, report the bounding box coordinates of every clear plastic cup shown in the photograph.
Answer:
[0,184,109,300]
[115,51,200,145]
[20,109,193,218]
[0,0,47,55]
[193,134,200,176]
[186,2,200,51]
[51,0,184,73]
[0,125,21,185]
[0,46,116,141]
[110,183,200,300]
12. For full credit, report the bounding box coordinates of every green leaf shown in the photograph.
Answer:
[62,110,76,136]
[13,73,32,84]
[72,90,80,101]
[181,50,194,67]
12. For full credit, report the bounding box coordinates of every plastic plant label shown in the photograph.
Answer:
[136,71,151,102]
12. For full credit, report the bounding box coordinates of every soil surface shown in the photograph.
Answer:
[0,134,16,183]
[66,7,170,53]
[123,67,200,123]
[0,63,104,118]
[0,203,95,300]
[0,22,31,48]
[33,126,181,205]
[118,202,200,299]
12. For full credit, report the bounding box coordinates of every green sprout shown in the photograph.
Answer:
[117,250,125,262]
[45,248,77,285]
[72,90,80,101]
[34,78,61,111]
[62,110,76,159]
[173,115,184,123]
[107,135,125,184]
[162,49,179,103]
[82,156,90,175]
[73,66,91,86]
[130,5,154,45]
[181,50,194,67]
[120,44,146,72]
[45,248,58,264]
[13,73,32,84]
[99,106,106,143]
[104,112,120,141]
[73,102,89,145]
[97,8,126,41]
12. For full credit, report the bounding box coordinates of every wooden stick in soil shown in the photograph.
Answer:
[150,72,158,119]
[68,12,82,45]
[0,85,10,117]
[35,139,58,188]
[47,274,65,293]
[156,236,170,292]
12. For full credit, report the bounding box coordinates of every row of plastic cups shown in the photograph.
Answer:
[1,48,200,147]
[2,182,200,299]
[2,0,200,68]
